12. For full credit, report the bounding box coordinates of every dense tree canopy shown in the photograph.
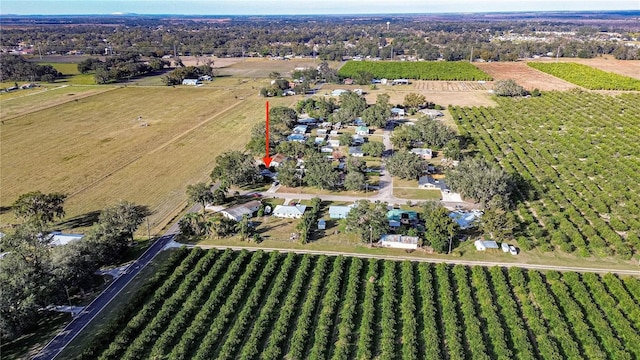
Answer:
[303,153,340,190]
[186,183,214,212]
[403,93,427,112]
[422,202,459,253]
[0,198,147,342]
[344,200,389,244]
[12,191,67,224]
[362,94,392,128]
[276,159,303,187]
[295,97,338,120]
[210,151,261,187]
[162,64,213,86]
[445,158,515,207]
[0,54,61,82]
[361,141,385,157]
[493,79,527,97]
[386,151,426,180]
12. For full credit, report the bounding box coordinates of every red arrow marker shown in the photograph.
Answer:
[262,101,272,167]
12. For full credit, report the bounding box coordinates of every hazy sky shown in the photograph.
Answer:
[1,0,638,15]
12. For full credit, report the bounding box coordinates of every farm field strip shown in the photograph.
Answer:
[338,60,492,81]
[73,248,640,360]
[528,62,640,90]
[0,86,296,233]
[0,85,115,120]
[451,92,640,257]
[474,62,578,91]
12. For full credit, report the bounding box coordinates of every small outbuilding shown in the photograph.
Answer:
[182,78,201,86]
[410,148,433,159]
[379,234,419,250]
[474,239,499,251]
[47,232,84,247]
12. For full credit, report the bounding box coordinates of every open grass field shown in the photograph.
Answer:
[0,81,297,234]
[68,247,640,360]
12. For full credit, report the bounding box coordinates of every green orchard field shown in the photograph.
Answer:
[72,248,640,360]
[0,81,295,234]
[338,60,492,81]
[527,62,640,90]
[451,91,640,258]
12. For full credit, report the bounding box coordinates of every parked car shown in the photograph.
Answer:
[509,245,518,255]
[501,242,510,253]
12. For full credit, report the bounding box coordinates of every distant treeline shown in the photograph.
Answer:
[1,16,638,61]
[0,54,61,82]
[77,54,169,84]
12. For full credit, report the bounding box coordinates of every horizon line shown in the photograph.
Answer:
[2,9,639,16]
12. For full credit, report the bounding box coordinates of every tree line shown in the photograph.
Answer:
[77,54,170,84]
[0,191,147,342]
[0,54,61,83]
[2,15,638,60]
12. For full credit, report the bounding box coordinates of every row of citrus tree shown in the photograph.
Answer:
[80,249,640,360]
[450,91,640,258]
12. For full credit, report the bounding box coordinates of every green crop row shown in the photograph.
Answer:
[338,60,492,81]
[76,249,640,360]
[528,62,640,90]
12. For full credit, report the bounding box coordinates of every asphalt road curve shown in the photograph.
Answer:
[32,234,175,360]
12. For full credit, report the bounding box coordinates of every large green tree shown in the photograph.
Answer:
[414,120,456,148]
[304,154,340,190]
[403,92,426,112]
[186,182,214,212]
[344,171,366,191]
[88,201,147,264]
[480,195,517,241]
[331,91,367,123]
[386,151,426,180]
[445,158,515,207]
[362,141,385,157]
[12,191,67,224]
[361,94,392,128]
[345,200,389,244]
[276,159,303,187]
[390,125,420,150]
[422,202,458,253]
[210,151,261,187]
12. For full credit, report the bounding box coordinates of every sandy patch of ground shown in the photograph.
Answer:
[474,62,578,91]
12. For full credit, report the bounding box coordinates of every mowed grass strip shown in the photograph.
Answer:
[0,85,113,119]
[0,85,295,233]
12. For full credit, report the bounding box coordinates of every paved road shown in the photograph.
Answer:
[199,244,640,276]
[32,232,178,360]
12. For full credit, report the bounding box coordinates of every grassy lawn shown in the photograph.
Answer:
[196,217,640,272]
[0,85,297,235]
[0,312,72,360]
[1,86,116,120]
[276,185,377,197]
[394,188,442,200]
[393,177,418,188]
